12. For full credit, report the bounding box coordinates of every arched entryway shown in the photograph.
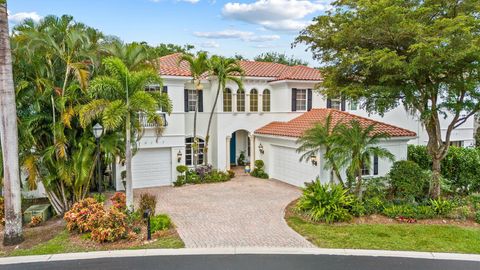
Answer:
[226,129,254,170]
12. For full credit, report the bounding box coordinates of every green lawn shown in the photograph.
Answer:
[287,216,480,254]
[5,230,184,257]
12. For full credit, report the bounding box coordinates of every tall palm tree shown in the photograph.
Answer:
[103,41,151,71]
[79,57,171,210]
[331,120,394,198]
[179,52,210,168]
[204,56,243,165]
[0,1,23,245]
[297,115,344,186]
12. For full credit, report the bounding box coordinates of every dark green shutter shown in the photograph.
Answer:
[184,89,188,112]
[307,89,313,111]
[291,88,297,111]
[198,90,203,112]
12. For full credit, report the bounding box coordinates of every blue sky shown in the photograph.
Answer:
[8,0,332,66]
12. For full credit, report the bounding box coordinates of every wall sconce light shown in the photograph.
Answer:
[311,154,318,166]
[177,150,183,163]
[258,143,264,154]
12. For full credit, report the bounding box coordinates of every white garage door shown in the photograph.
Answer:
[132,148,172,188]
[271,145,319,187]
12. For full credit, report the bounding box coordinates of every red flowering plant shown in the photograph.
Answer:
[110,192,126,211]
[64,198,106,233]
[396,216,417,223]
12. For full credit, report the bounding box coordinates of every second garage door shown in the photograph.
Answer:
[132,148,172,188]
[270,145,319,187]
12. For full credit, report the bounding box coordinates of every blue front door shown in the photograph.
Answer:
[230,132,236,165]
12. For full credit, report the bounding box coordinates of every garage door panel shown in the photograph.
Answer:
[271,145,318,187]
[132,148,172,188]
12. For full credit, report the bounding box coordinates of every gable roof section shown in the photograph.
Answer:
[255,109,417,138]
[156,53,322,82]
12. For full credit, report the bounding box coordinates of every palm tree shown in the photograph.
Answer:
[0,1,23,245]
[104,41,151,71]
[331,120,395,198]
[296,115,344,186]
[204,56,243,164]
[179,52,210,168]
[79,57,171,210]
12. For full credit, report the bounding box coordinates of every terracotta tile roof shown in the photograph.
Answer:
[255,109,417,138]
[156,53,322,81]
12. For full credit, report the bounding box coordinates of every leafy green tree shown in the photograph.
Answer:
[0,0,23,245]
[297,115,344,186]
[296,0,480,198]
[331,121,394,198]
[254,52,308,66]
[79,57,171,210]
[205,56,243,164]
[179,52,210,168]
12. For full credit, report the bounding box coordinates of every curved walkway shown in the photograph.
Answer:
[135,173,313,248]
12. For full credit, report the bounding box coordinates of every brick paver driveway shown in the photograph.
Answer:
[134,173,313,248]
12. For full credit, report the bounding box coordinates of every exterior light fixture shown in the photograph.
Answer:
[258,143,264,154]
[311,154,318,166]
[177,150,183,163]
[93,123,104,139]
[92,123,104,193]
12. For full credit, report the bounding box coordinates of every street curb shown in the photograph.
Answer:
[1,248,480,265]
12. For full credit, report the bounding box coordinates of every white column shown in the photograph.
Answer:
[249,134,255,169]
[259,94,263,113]
[246,93,250,113]
[226,136,231,170]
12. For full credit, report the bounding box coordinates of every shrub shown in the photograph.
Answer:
[150,214,171,233]
[297,180,354,223]
[203,170,230,183]
[237,151,246,166]
[447,206,472,221]
[64,198,105,233]
[382,204,417,219]
[29,216,43,227]
[186,170,200,184]
[469,193,480,211]
[174,175,186,187]
[349,199,366,217]
[414,205,436,219]
[362,177,388,200]
[475,210,480,224]
[111,192,126,211]
[429,198,455,216]
[90,207,128,243]
[139,193,157,216]
[176,165,188,174]
[92,193,106,203]
[389,160,430,202]
[195,165,213,179]
[363,197,385,215]
[228,170,235,178]
[251,159,269,179]
[408,145,480,194]
[0,197,4,225]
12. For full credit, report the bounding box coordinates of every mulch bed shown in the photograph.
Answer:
[285,199,480,227]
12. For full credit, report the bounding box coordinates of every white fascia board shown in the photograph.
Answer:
[253,133,298,141]
[268,79,323,85]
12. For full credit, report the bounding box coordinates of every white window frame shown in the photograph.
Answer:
[185,137,205,166]
[296,89,307,111]
[187,89,197,112]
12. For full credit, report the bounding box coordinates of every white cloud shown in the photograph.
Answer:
[8,11,42,24]
[199,40,220,48]
[194,29,280,42]
[222,0,330,31]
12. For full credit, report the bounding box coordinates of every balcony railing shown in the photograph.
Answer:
[139,112,168,127]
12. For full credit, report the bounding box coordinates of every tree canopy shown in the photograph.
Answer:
[296,0,480,198]
[254,52,308,66]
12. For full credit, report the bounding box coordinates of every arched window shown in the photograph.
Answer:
[250,89,258,112]
[185,137,205,166]
[223,88,232,112]
[237,89,245,112]
[262,89,270,112]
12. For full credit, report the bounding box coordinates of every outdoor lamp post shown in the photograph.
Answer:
[93,123,104,193]
[143,209,152,241]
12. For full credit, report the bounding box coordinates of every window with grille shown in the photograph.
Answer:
[187,90,197,112]
[295,89,307,111]
[223,88,232,112]
[185,137,205,166]
[262,89,270,112]
[250,89,258,112]
[237,89,245,112]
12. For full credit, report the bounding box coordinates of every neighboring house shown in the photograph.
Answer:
[255,109,416,187]
[111,53,474,190]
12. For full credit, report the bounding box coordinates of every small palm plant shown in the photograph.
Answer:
[79,57,171,210]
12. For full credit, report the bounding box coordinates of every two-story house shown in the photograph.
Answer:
[113,53,474,189]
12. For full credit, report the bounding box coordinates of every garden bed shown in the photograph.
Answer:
[285,199,480,254]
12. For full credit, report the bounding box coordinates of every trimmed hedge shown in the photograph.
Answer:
[408,145,480,194]
[388,160,430,202]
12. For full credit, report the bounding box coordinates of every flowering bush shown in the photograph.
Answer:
[110,192,126,211]
[29,216,43,227]
[64,198,105,233]
[90,207,128,242]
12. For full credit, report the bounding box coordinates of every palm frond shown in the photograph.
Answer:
[102,100,128,130]
[78,99,110,127]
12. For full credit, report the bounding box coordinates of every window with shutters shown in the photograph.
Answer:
[237,89,245,112]
[327,98,342,110]
[361,161,370,176]
[223,88,232,112]
[187,90,197,112]
[262,89,270,112]
[250,89,258,112]
[295,89,307,111]
[145,84,161,92]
